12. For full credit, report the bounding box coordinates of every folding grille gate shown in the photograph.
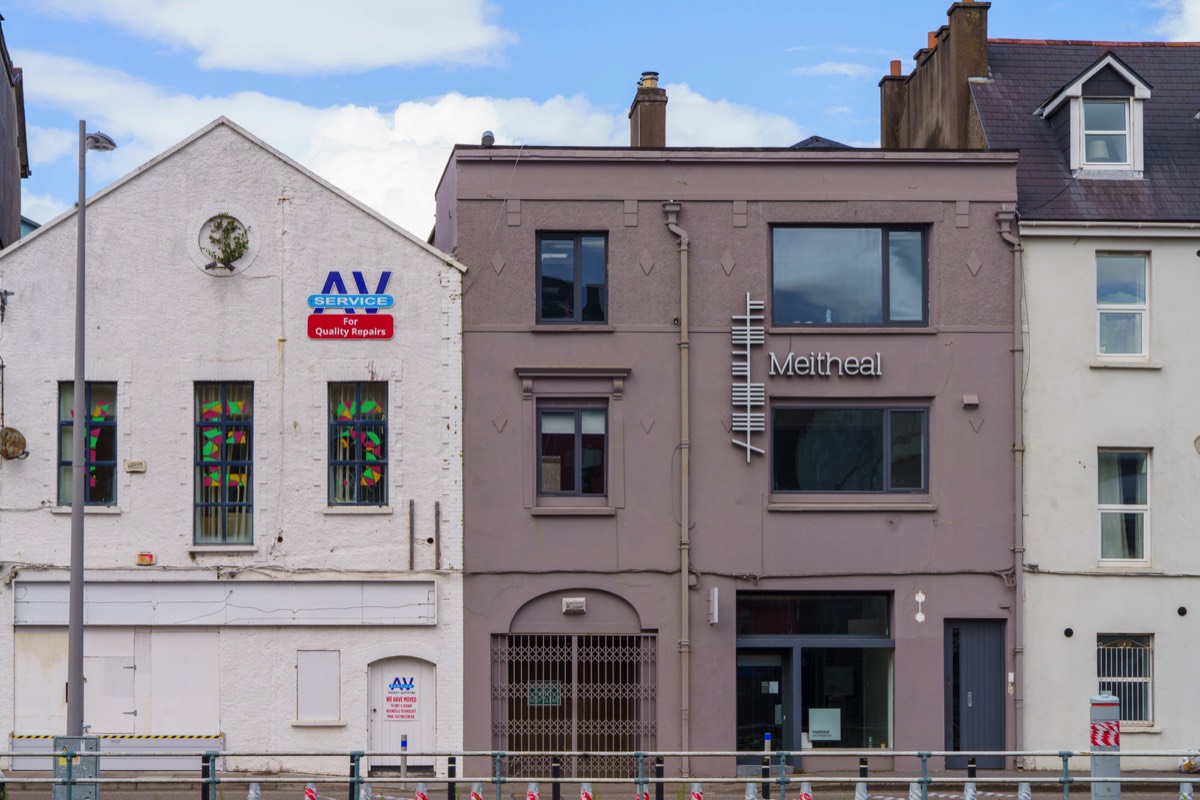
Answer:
[492,634,657,778]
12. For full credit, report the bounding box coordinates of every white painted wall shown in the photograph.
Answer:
[1020,229,1200,768]
[0,119,464,773]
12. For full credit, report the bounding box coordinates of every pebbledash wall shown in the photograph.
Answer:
[0,118,464,773]
[436,135,1022,775]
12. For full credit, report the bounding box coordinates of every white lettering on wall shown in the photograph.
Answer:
[768,352,883,378]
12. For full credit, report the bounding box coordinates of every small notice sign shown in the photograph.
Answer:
[308,313,394,340]
[385,675,418,720]
[528,680,561,707]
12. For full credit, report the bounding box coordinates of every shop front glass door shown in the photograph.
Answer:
[737,651,788,758]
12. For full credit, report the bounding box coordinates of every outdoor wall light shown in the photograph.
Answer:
[914,590,926,623]
[562,597,586,615]
[962,394,980,409]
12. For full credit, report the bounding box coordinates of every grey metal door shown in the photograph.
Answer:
[944,620,1005,769]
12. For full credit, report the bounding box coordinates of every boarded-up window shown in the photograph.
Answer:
[297,650,341,721]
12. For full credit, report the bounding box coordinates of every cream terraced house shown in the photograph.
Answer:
[884,1,1200,768]
[0,118,464,774]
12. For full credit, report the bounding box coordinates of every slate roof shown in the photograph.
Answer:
[790,135,851,149]
[971,40,1200,221]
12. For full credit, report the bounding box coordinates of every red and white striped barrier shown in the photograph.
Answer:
[581,783,593,800]
[1092,720,1121,748]
[305,784,317,800]
[690,782,703,800]
[471,784,484,800]
[527,782,540,800]
[415,783,428,800]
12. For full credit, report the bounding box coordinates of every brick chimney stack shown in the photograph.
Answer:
[629,71,667,148]
[879,1,991,149]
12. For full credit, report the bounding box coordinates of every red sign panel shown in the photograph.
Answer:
[308,314,394,340]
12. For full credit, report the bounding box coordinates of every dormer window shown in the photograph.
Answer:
[1083,99,1130,166]
[1037,53,1150,178]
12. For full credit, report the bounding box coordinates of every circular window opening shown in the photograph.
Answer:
[199,213,251,273]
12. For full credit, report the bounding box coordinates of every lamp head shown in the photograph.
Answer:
[85,132,117,152]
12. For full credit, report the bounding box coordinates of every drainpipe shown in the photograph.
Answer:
[996,210,1025,768]
[663,201,691,776]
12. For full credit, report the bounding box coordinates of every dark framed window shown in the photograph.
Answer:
[772,226,927,326]
[772,406,927,493]
[538,405,606,496]
[194,382,253,544]
[537,233,607,323]
[57,382,117,506]
[737,592,891,637]
[329,382,387,506]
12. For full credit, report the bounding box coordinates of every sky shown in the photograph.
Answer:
[5,0,1199,237]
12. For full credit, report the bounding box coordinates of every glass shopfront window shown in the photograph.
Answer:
[737,592,893,754]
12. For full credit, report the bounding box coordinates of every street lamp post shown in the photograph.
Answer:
[67,120,116,737]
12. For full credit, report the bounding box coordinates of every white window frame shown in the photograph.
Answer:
[1097,449,1150,563]
[1096,634,1153,724]
[1081,98,1132,168]
[1039,54,1149,177]
[1096,253,1148,358]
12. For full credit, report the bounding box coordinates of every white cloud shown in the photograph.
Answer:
[25,125,76,167]
[824,106,853,117]
[20,187,70,226]
[665,83,804,146]
[34,0,515,74]
[791,62,876,78]
[1153,0,1200,39]
[16,53,804,234]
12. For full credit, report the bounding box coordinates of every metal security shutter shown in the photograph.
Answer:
[492,634,656,777]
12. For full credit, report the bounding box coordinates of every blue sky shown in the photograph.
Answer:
[4,0,1194,235]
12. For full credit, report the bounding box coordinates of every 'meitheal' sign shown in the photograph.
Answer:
[769,351,883,378]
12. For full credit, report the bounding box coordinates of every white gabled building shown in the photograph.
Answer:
[0,118,464,773]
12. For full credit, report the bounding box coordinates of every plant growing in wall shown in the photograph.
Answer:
[202,213,250,271]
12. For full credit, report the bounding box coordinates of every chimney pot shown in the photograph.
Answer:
[928,31,938,48]
[629,71,667,148]
[890,59,902,77]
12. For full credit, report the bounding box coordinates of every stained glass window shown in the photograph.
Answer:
[194,383,253,544]
[58,382,118,506]
[329,382,387,506]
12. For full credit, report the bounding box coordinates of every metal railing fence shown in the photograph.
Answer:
[3,749,1199,800]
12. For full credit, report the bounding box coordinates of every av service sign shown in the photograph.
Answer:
[308,271,395,340]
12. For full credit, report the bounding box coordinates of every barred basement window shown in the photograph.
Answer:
[1097,634,1152,723]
